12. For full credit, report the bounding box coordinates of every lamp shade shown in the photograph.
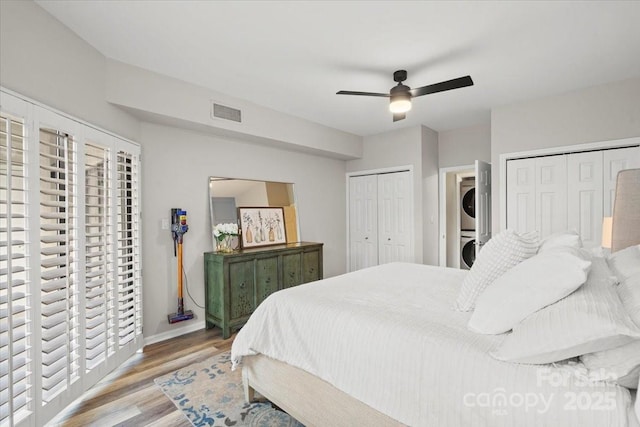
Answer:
[601,216,613,248]
[389,93,411,113]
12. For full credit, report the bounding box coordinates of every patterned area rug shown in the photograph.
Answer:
[154,351,304,427]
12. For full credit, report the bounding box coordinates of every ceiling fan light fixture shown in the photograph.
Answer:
[337,70,472,122]
[389,93,412,113]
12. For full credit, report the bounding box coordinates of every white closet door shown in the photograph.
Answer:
[378,171,412,264]
[567,151,603,248]
[348,175,378,271]
[506,158,536,233]
[603,146,640,216]
[535,155,567,238]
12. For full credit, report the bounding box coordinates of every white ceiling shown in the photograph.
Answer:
[37,1,640,137]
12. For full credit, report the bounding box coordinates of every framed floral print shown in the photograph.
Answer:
[238,207,287,248]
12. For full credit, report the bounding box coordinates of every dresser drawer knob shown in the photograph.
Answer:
[240,282,245,289]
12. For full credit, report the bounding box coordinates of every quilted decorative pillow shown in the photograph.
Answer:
[492,257,640,364]
[455,229,538,311]
[468,248,591,334]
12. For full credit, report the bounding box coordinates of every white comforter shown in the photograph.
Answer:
[231,262,635,426]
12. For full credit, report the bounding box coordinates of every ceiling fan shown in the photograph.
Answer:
[337,70,474,122]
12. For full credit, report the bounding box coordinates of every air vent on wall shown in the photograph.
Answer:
[212,102,242,123]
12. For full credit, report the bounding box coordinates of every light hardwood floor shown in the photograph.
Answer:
[50,327,234,427]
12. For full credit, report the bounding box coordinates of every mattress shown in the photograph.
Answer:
[231,262,635,426]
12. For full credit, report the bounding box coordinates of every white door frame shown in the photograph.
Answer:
[438,164,473,267]
[499,136,640,232]
[346,165,414,270]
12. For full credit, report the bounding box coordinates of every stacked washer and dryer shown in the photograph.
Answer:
[459,177,476,270]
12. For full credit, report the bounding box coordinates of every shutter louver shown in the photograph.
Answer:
[0,115,32,424]
[116,151,141,347]
[39,128,80,403]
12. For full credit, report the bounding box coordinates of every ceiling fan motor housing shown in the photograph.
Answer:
[390,83,411,96]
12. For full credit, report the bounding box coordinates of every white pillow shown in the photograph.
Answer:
[468,249,591,334]
[608,244,640,282]
[492,257,640,364]
[455,229,538,311]
[581,340,640,389]
[618,273,640,327]
[538,231,582,253]
[583,247,640,389]
[636,380,640,424]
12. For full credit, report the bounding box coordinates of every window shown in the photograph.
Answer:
[0,91,142,426]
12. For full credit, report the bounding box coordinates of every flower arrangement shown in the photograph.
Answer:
[213,222,239,253]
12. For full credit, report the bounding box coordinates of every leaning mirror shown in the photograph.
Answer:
[208,177,299,251]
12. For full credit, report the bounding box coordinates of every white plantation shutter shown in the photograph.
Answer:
[1,89,143,427]
[84,143,114,372]
[0,111,32,425]
[39,127,81,403]
[116,151,141,347]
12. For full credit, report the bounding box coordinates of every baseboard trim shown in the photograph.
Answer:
[143,320,206,347]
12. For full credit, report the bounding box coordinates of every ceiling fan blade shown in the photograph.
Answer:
[410,76,473,97]
[393,112,406,122]
[336,90,390,97]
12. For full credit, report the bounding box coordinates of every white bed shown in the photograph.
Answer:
[232,168,640,426]
[231,262,636,426]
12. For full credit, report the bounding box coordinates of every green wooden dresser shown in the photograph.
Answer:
[204,242,323,338]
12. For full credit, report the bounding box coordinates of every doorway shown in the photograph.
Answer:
[439,161,491,268]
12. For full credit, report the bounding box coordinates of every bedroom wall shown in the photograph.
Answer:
[141,122,347,341]
[0,0,140,140]
[421,125,439,265]
[105,59,362,160]
[491,77,640,232]
[438,123,491,168]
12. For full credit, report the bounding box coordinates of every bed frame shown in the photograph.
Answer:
[242,354,403,426]
[242,168,640,426]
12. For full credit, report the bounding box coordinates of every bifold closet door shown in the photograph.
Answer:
[506,145,640,248]
[349,174,378,271]
[348,171,413,272]
[377,172,412,264]
[567,151,603,248]
[506,155,567,237]
[506,158,536,233]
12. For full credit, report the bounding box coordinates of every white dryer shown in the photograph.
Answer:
[460,178,476,231]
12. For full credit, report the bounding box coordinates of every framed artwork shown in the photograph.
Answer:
[238,207,287,248]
